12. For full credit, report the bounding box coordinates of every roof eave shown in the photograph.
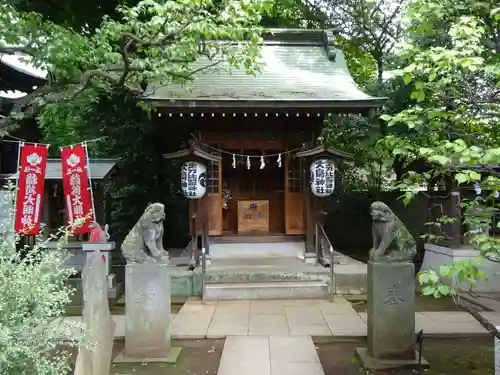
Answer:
[296,145,354,160]
[141,98,387,111]
[163,146,221,163]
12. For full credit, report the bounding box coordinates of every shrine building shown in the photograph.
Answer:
[153,29,385,264]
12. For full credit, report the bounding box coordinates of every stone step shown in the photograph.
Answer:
[210,235,303,244]
[204,281,329,300]
[204,270,329,284]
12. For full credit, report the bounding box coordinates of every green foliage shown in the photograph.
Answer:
[0,184,84,374]
[9,0,139,32]
[317,0,413,191]
[334,37,377,90]
[260,0,328,28]
[381,0,500,298]
[418,260,487,299]
[0,0,271,133]
[323,0,408,83]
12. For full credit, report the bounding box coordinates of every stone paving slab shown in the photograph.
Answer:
[358,311,488,335]
[217,336,324,375]
[172,301,215,339]
[170,297,492,338]
[217,336,270,375]
[65,297,494,339]
[249,313,290,336]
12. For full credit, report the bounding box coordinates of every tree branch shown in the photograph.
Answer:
[0,45,33,55]
[118,37,133,87]
[458,299,500,340]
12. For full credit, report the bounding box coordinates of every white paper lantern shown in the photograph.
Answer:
[181,161,207,199]
[310,158,335,197]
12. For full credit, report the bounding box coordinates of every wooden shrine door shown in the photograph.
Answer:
[284,153,306,234]
[205,155,222,235]
[191,154,221,236]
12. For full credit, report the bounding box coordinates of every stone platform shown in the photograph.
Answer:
[421,243,500,292]
[167,254,367,299]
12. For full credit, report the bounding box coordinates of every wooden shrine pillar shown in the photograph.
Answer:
[164,143,222,258]
[305,193,315,254]
[296,145,353,264]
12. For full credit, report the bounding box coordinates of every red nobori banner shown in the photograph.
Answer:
[14,143,49,234]
[61,144,93,234]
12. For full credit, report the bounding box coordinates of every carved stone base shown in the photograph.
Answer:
[355,348,429,370]
[113,346,182,364]
[124,262,171,359]
[367,261,415,360]
[495,325,500,374]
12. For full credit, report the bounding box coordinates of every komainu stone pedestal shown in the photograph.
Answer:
[114,262,181,364]
[356,261,429,370]
[74,254,115,375]
[495,325,500,375]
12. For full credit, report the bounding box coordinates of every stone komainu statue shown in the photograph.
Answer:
[121,203,169,263]
[369,201,417,262]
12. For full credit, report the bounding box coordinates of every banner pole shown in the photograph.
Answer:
[12,142,23,234]
[83,142,97,223]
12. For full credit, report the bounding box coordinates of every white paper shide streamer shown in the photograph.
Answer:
[260,156,265,169]
[232,154,236,168]
[246,156,251,170]
[277,154,282,168]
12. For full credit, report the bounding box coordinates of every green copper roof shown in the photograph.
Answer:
[143,29,385,110]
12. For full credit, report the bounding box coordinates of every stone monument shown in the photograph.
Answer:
[82,222,120,297]
[496,326,500,375]
[74,253,115,375]
[114,203,181,363]
[356,201,429,369]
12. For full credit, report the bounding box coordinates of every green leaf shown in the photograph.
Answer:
[429,269,440,283]
[468,171,482,181]
[455,173,469,184]
[419,147,434,156]
[429,155,450,165]
[421,285,435,295]
[403,72,413,84]
[379,114,392,122]
[477,271,487,280]
[418,272,431,284]
[439,265,452,277]
[437,284,451,296]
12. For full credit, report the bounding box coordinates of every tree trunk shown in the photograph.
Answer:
[377,59,383,85]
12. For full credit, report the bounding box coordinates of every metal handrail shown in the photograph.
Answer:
[200,214,209,304]
[189,213,198,267]
[201,247,206,304]
[315,221,336,302]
